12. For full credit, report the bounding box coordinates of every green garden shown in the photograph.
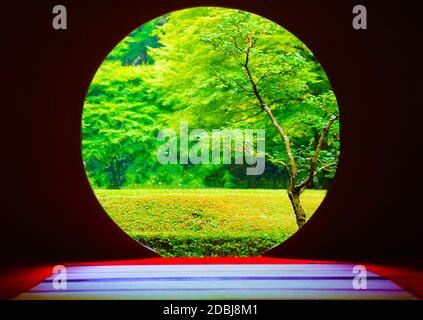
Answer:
[82,7,340,257]
[96,189,325,257]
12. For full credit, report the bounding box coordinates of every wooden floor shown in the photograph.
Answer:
[15,260,417,300]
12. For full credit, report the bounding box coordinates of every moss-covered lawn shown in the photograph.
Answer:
[94,189,326,257]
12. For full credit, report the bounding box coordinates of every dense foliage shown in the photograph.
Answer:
[82,7,339,190]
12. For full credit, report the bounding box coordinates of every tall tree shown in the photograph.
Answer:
[145,8,340,228]
[82,61,161,188]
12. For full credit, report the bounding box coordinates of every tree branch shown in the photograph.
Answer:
[233,78,253,94]
[240,38,299,186]
[296,113,339,192]
[317,161,338,173]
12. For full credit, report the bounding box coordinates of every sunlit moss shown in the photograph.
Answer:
[94,188,325,257]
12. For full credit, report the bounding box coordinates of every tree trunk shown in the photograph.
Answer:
[234,39,337,230]
[248,174,257,189]
[288,190,306,229]
[109,158,122,189]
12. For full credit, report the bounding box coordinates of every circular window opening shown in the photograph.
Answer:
[82,7,340,257]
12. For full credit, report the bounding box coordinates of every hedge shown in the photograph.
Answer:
[133,232,287,257]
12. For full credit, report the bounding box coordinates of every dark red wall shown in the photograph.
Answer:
[1,0,422,267]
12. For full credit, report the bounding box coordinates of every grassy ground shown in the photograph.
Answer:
[94,189,326,257]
